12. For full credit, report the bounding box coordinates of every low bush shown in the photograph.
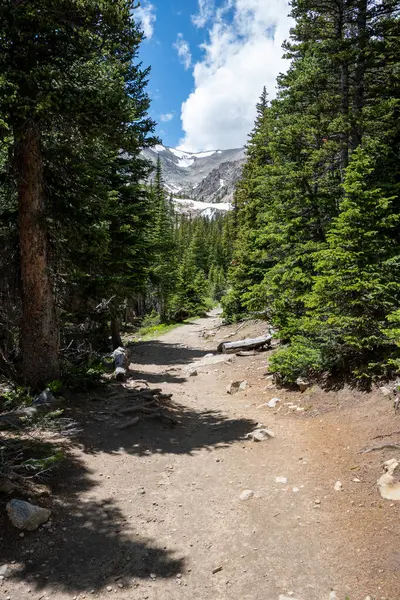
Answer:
[269,337,325,384]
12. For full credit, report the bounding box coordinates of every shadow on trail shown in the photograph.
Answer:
[0,407,253,594]
[0,451,183,594]
[0,317,251,595]
[129,339,207,368]
[79,398,257,457]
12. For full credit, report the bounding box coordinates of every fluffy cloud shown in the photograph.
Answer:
[191,0,215,28]
[160,112,174,122]
[174,33,192,70]
[134,1,156,40]
[179,0,292,151]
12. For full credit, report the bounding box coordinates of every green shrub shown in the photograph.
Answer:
[269,337,325,384]
[140,310,161,329]
[0,385,32,410]
[61,359,105,391]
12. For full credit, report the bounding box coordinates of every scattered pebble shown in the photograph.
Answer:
[239,489,254,501]
[267,397,281,408]
[334,481,343,491]
[276,476,287,484]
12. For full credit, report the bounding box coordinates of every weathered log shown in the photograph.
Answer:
[217,334,272,354]
[112,347,128,381]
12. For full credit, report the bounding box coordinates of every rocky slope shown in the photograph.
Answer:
[142,144,246,204]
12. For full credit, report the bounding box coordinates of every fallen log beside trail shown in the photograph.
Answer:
[217,334,272,354]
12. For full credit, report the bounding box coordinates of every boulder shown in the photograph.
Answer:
[226,380,248,395]
[377,458,400,500]
[379,386,392,397]
[296,377,310,392]
[6,499,51,531]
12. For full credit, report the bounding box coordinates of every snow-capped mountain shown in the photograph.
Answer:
[142,144,246,205]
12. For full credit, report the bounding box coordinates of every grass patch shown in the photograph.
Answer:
[135,322,185,340]
[128,316,205,342]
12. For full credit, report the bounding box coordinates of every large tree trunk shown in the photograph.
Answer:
[350,0,367,150]
[16,123,59,387]
[111,317,123,349]
[337,0,349,178]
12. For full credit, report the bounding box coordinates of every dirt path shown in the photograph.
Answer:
[2,313,400,600]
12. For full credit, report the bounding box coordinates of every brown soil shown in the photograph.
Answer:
[1,312,400,600]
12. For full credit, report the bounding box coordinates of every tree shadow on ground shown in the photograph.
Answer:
[0,405,254,595]
[0,450,184,595]
[128,339,208,368]
[77,398,257,457]
[0,323,256,595]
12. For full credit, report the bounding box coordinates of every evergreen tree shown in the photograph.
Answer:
[225,0,400,381]
[152,157,177,320]
[0,0,156,384]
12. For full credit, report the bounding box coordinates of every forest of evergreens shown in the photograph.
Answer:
[224,0,400,385]
[0,1,233,390]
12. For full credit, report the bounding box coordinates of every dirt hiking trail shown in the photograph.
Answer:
[1,312,400,600]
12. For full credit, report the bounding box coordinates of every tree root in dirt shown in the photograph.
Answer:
[360,443,400,454]
[109,383,179,429]
[373,431,400,440]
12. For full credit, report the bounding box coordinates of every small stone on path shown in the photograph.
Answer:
[245,428,275,442]
[276,477,287,484]
[0,565,9,577]
[334,481,343,491]
[267,397,281,408]
[239,489,254,501]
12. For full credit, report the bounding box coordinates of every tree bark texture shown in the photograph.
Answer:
[111,317,123,349]
[16,123,59,387]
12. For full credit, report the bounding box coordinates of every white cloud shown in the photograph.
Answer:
[179,0,292,151]
[192,0,215,28]
[160,113,174,122]
[135,1,156,40]
[174,33,192,70]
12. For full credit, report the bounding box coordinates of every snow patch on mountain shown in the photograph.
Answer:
[177,157,195,168]
[173,198,231,218]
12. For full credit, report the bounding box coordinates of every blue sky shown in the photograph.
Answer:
[136,0,292,152]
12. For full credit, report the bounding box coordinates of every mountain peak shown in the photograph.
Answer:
[142,144,246,204]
